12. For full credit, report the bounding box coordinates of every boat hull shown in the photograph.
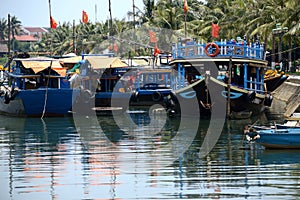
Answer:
[209,77,266,117]
[95,92,132,107]
[250,129,300,149]
[172,78,212,116]
[0,88,79,117]
[169,76,267,118]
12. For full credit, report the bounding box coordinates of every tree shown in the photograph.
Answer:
[10,16,22,39]
[9,16,22,51]
[0,18,7,41]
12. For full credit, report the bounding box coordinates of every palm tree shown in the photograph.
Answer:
[10,16,22,39]
[9,16,22,51]
[0,18,7,41]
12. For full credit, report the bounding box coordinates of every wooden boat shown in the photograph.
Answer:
[78,54,174,108]
[246,127,300,149]
[0,57,80,117]
[264,68,288,92]
[129,68,173,106]
[167,37,274,118]
[75,55,131,107]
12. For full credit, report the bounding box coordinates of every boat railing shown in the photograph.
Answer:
[172,39,265,60]
[244,78,265,94]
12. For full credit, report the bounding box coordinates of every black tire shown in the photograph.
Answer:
[4,91,11,104]
[152,91,161,102]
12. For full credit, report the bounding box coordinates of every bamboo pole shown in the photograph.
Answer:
[48,0,53,56]
[7,14,11,72]
[73,19,76,54]
[227,56,232,118]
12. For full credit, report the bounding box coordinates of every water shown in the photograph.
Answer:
[1,112,300,200]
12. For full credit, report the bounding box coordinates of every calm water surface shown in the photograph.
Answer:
[0,111,300,200]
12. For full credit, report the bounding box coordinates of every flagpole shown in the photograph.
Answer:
[48,0,53,56]
[73,19,76,54]
[184,0,188,38]
[184,12,187,38]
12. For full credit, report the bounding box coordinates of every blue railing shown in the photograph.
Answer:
[172,39,265,60]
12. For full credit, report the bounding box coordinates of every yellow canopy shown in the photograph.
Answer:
[85,57,128,70]
[59,56,82,64]
[17,57,66,76]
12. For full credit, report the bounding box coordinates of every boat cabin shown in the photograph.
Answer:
[170,37,268,95]
[9,58,69,90]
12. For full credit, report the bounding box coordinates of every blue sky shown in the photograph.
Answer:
[0,0,145,27]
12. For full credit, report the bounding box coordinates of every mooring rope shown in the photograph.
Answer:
[41,61,52,119]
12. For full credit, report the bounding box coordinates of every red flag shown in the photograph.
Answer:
[113,43,118,52]
[212,23,220,38]
[154,45,161,56]
[82,10,88,24]
[50,16,57,29]
[184,0,188,13]
[149,30,157,43]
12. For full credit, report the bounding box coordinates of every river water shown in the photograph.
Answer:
[0,110,300,200]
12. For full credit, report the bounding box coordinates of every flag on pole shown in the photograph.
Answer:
[50,16,57,29]
[184,0,188,13]
[154,45,161,57]
[113,43,118,52]
[149,30,157,43]
[82,10,88,24]
[212,23,220,38]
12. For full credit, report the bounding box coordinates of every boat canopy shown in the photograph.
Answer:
[86,57,128,69]
[15,57,66,76]
[122,59,149,67]
[59,56,82,64]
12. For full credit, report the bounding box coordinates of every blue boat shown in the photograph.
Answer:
[78,54,174,108]
[129,68,173,106]
[0,57,80,117]
[77,55,132,107]
[167,37,274,118]
[246,128,300,149]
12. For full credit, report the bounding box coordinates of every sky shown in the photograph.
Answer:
[0,0,145,27]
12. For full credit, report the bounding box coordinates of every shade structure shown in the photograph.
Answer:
[84,57,127,70]
[16,57,66,76]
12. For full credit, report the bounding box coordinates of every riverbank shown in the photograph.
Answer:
[266,74,300,119]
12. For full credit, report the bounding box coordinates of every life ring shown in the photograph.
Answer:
[204,42,220,57]
[152,91,162,102]
[10,89,18,101]
[80,89,93,104]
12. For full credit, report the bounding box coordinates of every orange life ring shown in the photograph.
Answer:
[204,42,220,57]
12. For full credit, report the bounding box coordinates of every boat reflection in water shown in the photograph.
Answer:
[1,112,300,199]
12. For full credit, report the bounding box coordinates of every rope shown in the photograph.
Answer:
[266,45,300,57]
[41,61,52,119]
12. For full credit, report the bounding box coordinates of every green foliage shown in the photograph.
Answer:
[1,1,299,58]
[0,56,8,66]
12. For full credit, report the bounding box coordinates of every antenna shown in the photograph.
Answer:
[95,4,97,22]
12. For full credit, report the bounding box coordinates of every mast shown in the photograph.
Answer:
[132,0,136,54]
[227,56,232,118]
[7,14,11,72]
[132,0,136,29]
[48,0,53,56]
[73,20,76,54]
[95,4,97,23]
[108,0,113,36]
